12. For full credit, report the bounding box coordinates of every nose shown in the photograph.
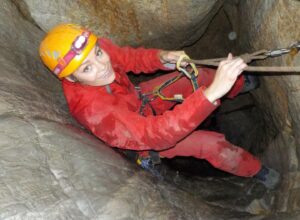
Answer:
[94,58,106,71]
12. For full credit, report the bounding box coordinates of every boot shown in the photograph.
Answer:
[254,165,280,190]
[138,157,165,180]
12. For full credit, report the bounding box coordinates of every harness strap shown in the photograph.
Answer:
[105,85,112,94]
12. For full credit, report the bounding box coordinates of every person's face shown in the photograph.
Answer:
[68,44,115,86]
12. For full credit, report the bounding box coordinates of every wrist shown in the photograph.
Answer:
[203,88,218,104]
[159,50,167,64]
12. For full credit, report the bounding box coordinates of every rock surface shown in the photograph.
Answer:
[13,0,223,49]
[237,0,300,214]
[1,0,300,219]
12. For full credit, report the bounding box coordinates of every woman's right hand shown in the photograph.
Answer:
[204,53,247,103]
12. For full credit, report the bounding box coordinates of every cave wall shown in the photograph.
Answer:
[1,0,256,219]
[238,0,300,212]
[12,0,224,49]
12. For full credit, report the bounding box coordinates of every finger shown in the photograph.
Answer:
[231,63,247,77]
[220,53,235,66]
[240,63,248,71]
[179,50,187,56]
[219,59,236,71]
[227,58,244,71]
[181,61,188,67]
[224,61,244,78]
[234,60,247,72]
[227,53,233,60]
[219,59,231,67]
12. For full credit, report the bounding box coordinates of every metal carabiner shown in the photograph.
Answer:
[265,41,300,57]
[176,54,198,79]
[265,48,291,57]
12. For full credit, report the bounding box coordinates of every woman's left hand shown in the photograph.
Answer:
[159,50,188,67]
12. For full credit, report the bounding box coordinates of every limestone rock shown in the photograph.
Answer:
[13,0,223,49]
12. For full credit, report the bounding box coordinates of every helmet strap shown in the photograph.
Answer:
[54,30,91,77]
[66,74,79,83]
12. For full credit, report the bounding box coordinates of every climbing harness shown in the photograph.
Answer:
[135,86,157,116]
[184,41,300,73]
[138,54,200,116]
[153,54,199,100]
[176,54,199,91]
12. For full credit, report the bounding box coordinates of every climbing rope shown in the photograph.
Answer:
[184,41,300,72]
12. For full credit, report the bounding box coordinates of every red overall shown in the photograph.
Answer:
[62,38,261,177]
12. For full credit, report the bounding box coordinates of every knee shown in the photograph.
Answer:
[192,131,231,157]
[192,130,227,146]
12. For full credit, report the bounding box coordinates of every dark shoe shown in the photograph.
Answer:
[138,157,164,180]
[254,165,280,190]
[240,74,260,93]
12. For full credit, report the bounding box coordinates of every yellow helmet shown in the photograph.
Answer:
[39,23,97,79]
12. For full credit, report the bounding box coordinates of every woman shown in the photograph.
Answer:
[39,23,279,189]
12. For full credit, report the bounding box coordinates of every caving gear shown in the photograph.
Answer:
[184,41,300,72]
[264,41,300,57]
[137,157,164,180]
[176,54,199,91]
[138,54,199,115]
[39,23,97,79]
[153,54,199,102]
[63,38,261,177]
[119,148,162,178]
[254,165,280,189]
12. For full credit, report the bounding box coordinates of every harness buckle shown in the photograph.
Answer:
[176,54,199,78]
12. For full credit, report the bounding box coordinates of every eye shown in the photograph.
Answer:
[83,65,92,73]
[96,48,103,57]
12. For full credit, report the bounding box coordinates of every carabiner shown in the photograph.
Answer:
[176,54,198,79]
[265,48,290,57]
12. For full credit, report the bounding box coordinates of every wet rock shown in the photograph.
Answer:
[238,0,300,213]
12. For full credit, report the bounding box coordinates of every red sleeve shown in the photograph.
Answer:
[76,87,220,151]
[227,75,245,98]
[99,38,169,74]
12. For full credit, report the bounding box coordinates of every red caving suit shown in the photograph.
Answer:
[62,38,261,177]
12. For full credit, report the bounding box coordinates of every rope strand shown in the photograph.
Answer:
[184,48,300,73]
